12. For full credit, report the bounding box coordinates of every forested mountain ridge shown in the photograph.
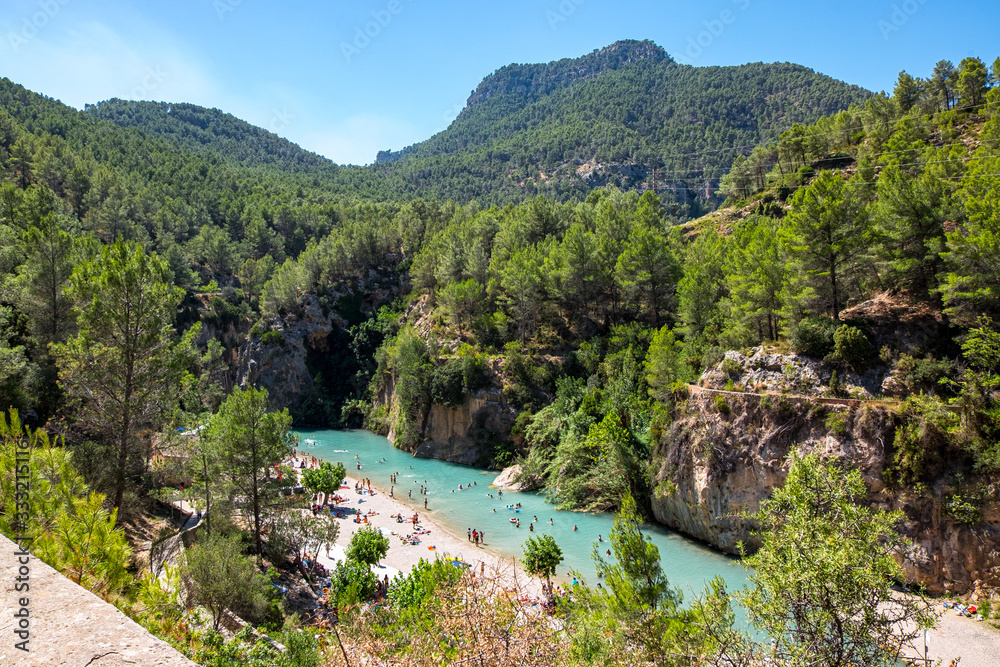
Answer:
[83,99,340,174]
[463,39,671,109]
[70,39,871,212]
[372,39,872,212]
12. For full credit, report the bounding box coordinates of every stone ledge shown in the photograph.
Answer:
[0,534,197,667]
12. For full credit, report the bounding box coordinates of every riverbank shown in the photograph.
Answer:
[900,605,1000,667]
[297,462,544,597]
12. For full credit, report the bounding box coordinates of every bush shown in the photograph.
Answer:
[885,395,959,486]
[388,557,462,610]
[789,316,839,358]
[945,494,981,525]
[714,394,731,414]
[430,358,464,407]
[894,354,956,394]
[279,627,322,667]
[345,524,390,566]
[720,357,743,377]
[260,330,284,346]
[829,325,871,371]
[181,533,273,631]
[461,353,492,392]
[327,559,378,604]
[828,369,841,396]
[824,411,847,435]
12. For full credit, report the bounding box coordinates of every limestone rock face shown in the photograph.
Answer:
[650,388,1000,594]
[237,294,343,411]
[410,390,516,466]
[491,464,543,492]
[706,347,887,399]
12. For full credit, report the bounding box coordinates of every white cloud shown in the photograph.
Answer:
[0,11,427,166]
[295,114,423,166]
[1,18,216,108]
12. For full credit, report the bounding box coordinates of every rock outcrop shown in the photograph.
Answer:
[651,373,1000,594]
[408,389,516,466]
[237,272,401,414]
[491,464,543,492]
[237,294,344,410]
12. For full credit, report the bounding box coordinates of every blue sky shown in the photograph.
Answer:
[1,0,997,165]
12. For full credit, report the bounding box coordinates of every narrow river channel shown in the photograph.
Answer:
[297,428,748,602]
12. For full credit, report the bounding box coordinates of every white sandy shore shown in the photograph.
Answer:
[900,604,1000,667]
[293,462,543,597]
[292,460,999,664]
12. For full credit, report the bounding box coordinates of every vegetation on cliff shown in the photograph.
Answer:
[0,46,999,663]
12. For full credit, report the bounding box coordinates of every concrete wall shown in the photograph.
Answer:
[0,534,197,667]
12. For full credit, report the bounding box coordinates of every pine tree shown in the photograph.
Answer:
[53,240,198,519]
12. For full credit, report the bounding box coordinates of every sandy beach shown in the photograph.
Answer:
[294,462,544,597]
[901,604,1000,667]
[294,459,999,664]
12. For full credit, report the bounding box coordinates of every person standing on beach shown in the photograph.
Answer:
[424,497,427,509]
[468,528,472,541]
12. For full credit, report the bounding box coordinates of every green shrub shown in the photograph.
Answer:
[720,357,742,377]
[670,381,690,400]
[894,354,956,394]
[824,411,847,435]
[829,325,871,371]
[461,353,491,392]
[327,559,378,605]
[714,394,731,415]
[945,494,981,525]
[829,370,841,395]
[388,557,462,610]
[430,358,464,407]
[790,316,839,358]
[260,330,283,346]
[886,395,959,486]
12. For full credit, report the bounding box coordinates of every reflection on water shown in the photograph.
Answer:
[297,428,748,602]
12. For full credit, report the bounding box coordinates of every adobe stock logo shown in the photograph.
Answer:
[546,0,587,31]
[681,0,751,63]
[7,0,72,52]
[877,0,930,40]
[340,0,413,63]
[128,66,169,101]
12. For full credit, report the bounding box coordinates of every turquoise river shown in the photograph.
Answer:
[297,428,749,602]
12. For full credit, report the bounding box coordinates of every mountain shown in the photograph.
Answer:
[373,39,873,213]
[81,40,872,215]
[83,100,339,174]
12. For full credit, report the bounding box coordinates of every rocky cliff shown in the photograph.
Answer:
[650,357,1000,595]
[236,273,402,417]
[378,386,517,467]
[237,294,347,410]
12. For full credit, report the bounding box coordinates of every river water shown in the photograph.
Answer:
[297,428,748,601]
